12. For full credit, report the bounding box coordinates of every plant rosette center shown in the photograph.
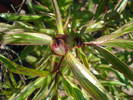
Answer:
[50,34,69,56]
[50,34,84,56]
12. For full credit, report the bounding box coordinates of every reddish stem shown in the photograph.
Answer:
[52,56,65,73]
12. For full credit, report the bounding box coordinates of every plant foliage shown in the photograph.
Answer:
[0,0,133,100]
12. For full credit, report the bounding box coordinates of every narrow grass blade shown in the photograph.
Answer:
[94,46,133,81]
[52,0,64,34]
[101,39,133,50]
[62,76,86,100]
[0,55,50,77]
[65,53,113,100]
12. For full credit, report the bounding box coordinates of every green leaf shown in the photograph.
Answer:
[52,0,64,34]
[101,39,133,50]
[62,76,86,100]
[0,55,50,77]
[93,21,133,44]
[94,0,106,18]
[84,21,105,33]
[65,53,113,100]
[9,77,49,100]
[0,13,46,21]
[0,23,52,45]
[32,75,54,100]
[114,0,128,13]
[98,65,127,84]
[101,81,126,86]
[1,32,52,45]
[15,22,55,36]
[0,32,52,45]
[19,46,34,59]
[94,46,133,81]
